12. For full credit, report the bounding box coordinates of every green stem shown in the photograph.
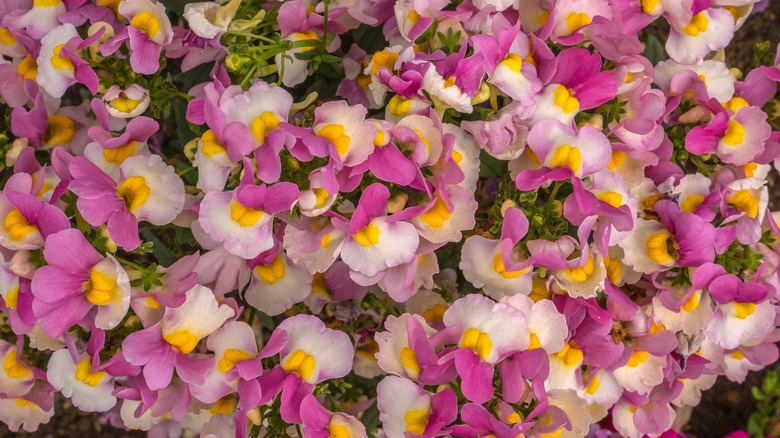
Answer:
[115,257,146,272]
[227,30,277,44]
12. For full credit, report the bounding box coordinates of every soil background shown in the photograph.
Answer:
[1,1,780,437]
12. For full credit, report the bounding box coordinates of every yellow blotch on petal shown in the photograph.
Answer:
[75,358,107,387]
[320,233,332,249]
[388,95,413,116]
[112,96,142,113]
[83,267,117,306]
[682,12,709,36]
[419,196,451,228]
[493,253,528,279]
[0,27,16,45]
[254,255,286,285]
[451,150,463,164]
[722,120,745,147]
[14,398,37,408]
[649,320,666,335]
[407,9,422,24]
[230,201,264,227]
[499,53,524,73]
[45,114,75,147]
[353,221,380,247]
[33,0,61,6]
[556,341,583,367]
[3,351,31,379]
[603,257,622,285]
[585,374,600,395]
[311,272,330,298]
[146,296,161,310]
[17,55,38,81]
[251,111,281,144]
[317,124,351,156]
[102,141,137,164]
[218,349,254,374]
[373,129,386,146]
[422,304,448,323]
[626,350,649,367]
[4,285,19,309]
[313,187,329,207]
[564,12,591,34]
[443,76,457,88]
[681,291,700,312]
[741,162,758,178]
[608,150,626,170]
[163,329,199,354]
[724,97,749,113]
[734,302,756,319]
[371,51,399,76]
[200,130,226,157]
[553,85,580,114]
[460,328,493,361]
[727,189,759,219]
[4,209,37,241]
[329,424,351,438]
[506,411,521,424]
[117,176,151,212]
[596,191,623,208]
[549,143,582,173]
[413,129,431,152]
[210,397,237,415]
[528,332,542,350]
[400,347,421,374]
[562,255,595,283]
[282,349,316,380]
[131,11,161,38]
[680,195,705,213]
[50,44,74,71]
[646,231,678,265]
[641,0,659,14]
[731,350,745,360]
[404,408,430,435]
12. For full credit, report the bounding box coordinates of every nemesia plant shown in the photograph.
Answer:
[0,0,779,437]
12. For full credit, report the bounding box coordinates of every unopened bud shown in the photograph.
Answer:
[9,250,36,279]
[246,407,263,426]
[6,138,28,167]
[500,200,517,217]
[387,193,409,214]
[99,225,118,253]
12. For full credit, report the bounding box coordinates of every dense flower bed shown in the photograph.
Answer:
[1,0,780,436]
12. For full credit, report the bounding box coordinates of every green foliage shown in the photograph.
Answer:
[748,367,780,437]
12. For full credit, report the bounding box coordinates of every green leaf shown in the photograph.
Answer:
[479,150,507,178]
[644,34,665,66]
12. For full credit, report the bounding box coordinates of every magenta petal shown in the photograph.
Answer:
[280,375,312,424]
[42,229,103,273]
[31,266,85,302]
[128,28,162,75]
[122,325,167,365]
[175,354,214,386]
[300,394,331,436]
[108,210,141,250]
[36,295,92,338]
[144,348,176,390]
[454,349,494,404]
[349,183,389,233]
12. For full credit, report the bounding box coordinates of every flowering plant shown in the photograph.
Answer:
[1,0,780,437]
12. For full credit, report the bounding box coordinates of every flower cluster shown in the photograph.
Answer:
[0,0,779,437]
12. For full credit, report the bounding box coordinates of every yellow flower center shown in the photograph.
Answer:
[112,96,142,113]
[82,266,117,306]
[4,285,19,309]
[722,120,745,147]
[4,209,37,241]
[681,291,700,312]
[75,358,107,386]
[14,398,37,408]
[564,12,591,34]
[646,231,678,264]
[640,0,659,14]
[251,111,281,144]
[419,196,451,228]
[45,114,75,147]
[353,221,380,247]
[131,11,161,38]
[317,124,351,157]
[682,12,709,36]
[608,150,626,170]
[734,302,756,319]
[596,191,623,208]
[492,253,529,279]
[282,349,316,380]
[388,95,413,116]
[727,189,759,218]
[210,396,237,414]
[102,141,137,164]
[253,255,286,284]
[626,350,649,367]
[404,408,430,435]
[553,85,580,114]
[549,143,582,173]
[218,348,254,374]
[400,347,421,375]
[528,332,542,350]
[724,97,749,113]
[313,187,329,207]
[563,255,595,283]
[556,341,583,367]
[422,304,447,323]
[117,176,151,212]
[17,55,38,81]
[741,162,758,178]
[585,374,601,395]
[0,27,16,45]
[3,351,31,379]
[499,53,524,73]
[603,257,622,285]
[163,329,199,354]
[460,328,492,361]
[230,201,264,226]
[329,423,351,438]
[371,51,399,76]
[680,194,705,213]
[50,44,74,71]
